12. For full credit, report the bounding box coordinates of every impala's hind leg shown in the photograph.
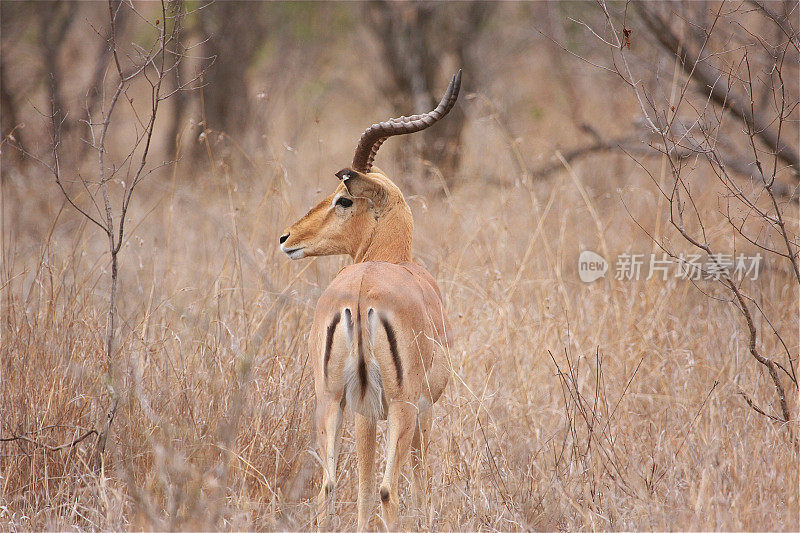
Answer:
[410,409,432,518]
[355,413,377,531]
[316,396,344,530]
[379,402,417,530]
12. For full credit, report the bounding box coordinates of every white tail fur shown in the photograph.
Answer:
[343,307,385,421]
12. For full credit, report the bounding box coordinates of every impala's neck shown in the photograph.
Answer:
[352,201,413,263]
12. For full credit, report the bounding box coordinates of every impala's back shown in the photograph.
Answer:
[310,261,451,423]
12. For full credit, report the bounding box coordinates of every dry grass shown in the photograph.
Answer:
[2,4,798,531]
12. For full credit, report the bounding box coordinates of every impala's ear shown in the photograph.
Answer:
[335,168,388,210]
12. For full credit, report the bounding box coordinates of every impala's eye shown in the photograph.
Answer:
[336,197,353,208]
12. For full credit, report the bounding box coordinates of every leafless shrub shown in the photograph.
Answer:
[12,0,205,464]
[565,0,798,442]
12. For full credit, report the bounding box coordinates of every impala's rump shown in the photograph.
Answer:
[311,261,450,424]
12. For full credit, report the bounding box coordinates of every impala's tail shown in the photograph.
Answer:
[342,304,386,422]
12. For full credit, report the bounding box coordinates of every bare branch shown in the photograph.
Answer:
[634,3,800,180]
[1,428,98,452]
[748,0,800,54]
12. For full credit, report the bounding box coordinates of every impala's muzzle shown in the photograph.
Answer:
[279,232,306,259]
[281,244,306,260]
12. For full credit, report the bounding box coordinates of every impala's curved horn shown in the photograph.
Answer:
[351,69,462,173]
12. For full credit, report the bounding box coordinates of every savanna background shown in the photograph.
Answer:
[1,1,798,530]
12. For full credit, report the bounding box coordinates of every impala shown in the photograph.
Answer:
[279,70,461,530]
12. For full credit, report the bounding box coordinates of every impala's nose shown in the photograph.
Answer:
[279,233,289,244]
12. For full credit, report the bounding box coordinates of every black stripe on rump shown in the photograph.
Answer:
[381,315,403,387]
[323,313,340,379]
[357,303,368,397]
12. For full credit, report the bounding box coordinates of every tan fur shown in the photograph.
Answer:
[281,168,450,531]
[281,170,413,263]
